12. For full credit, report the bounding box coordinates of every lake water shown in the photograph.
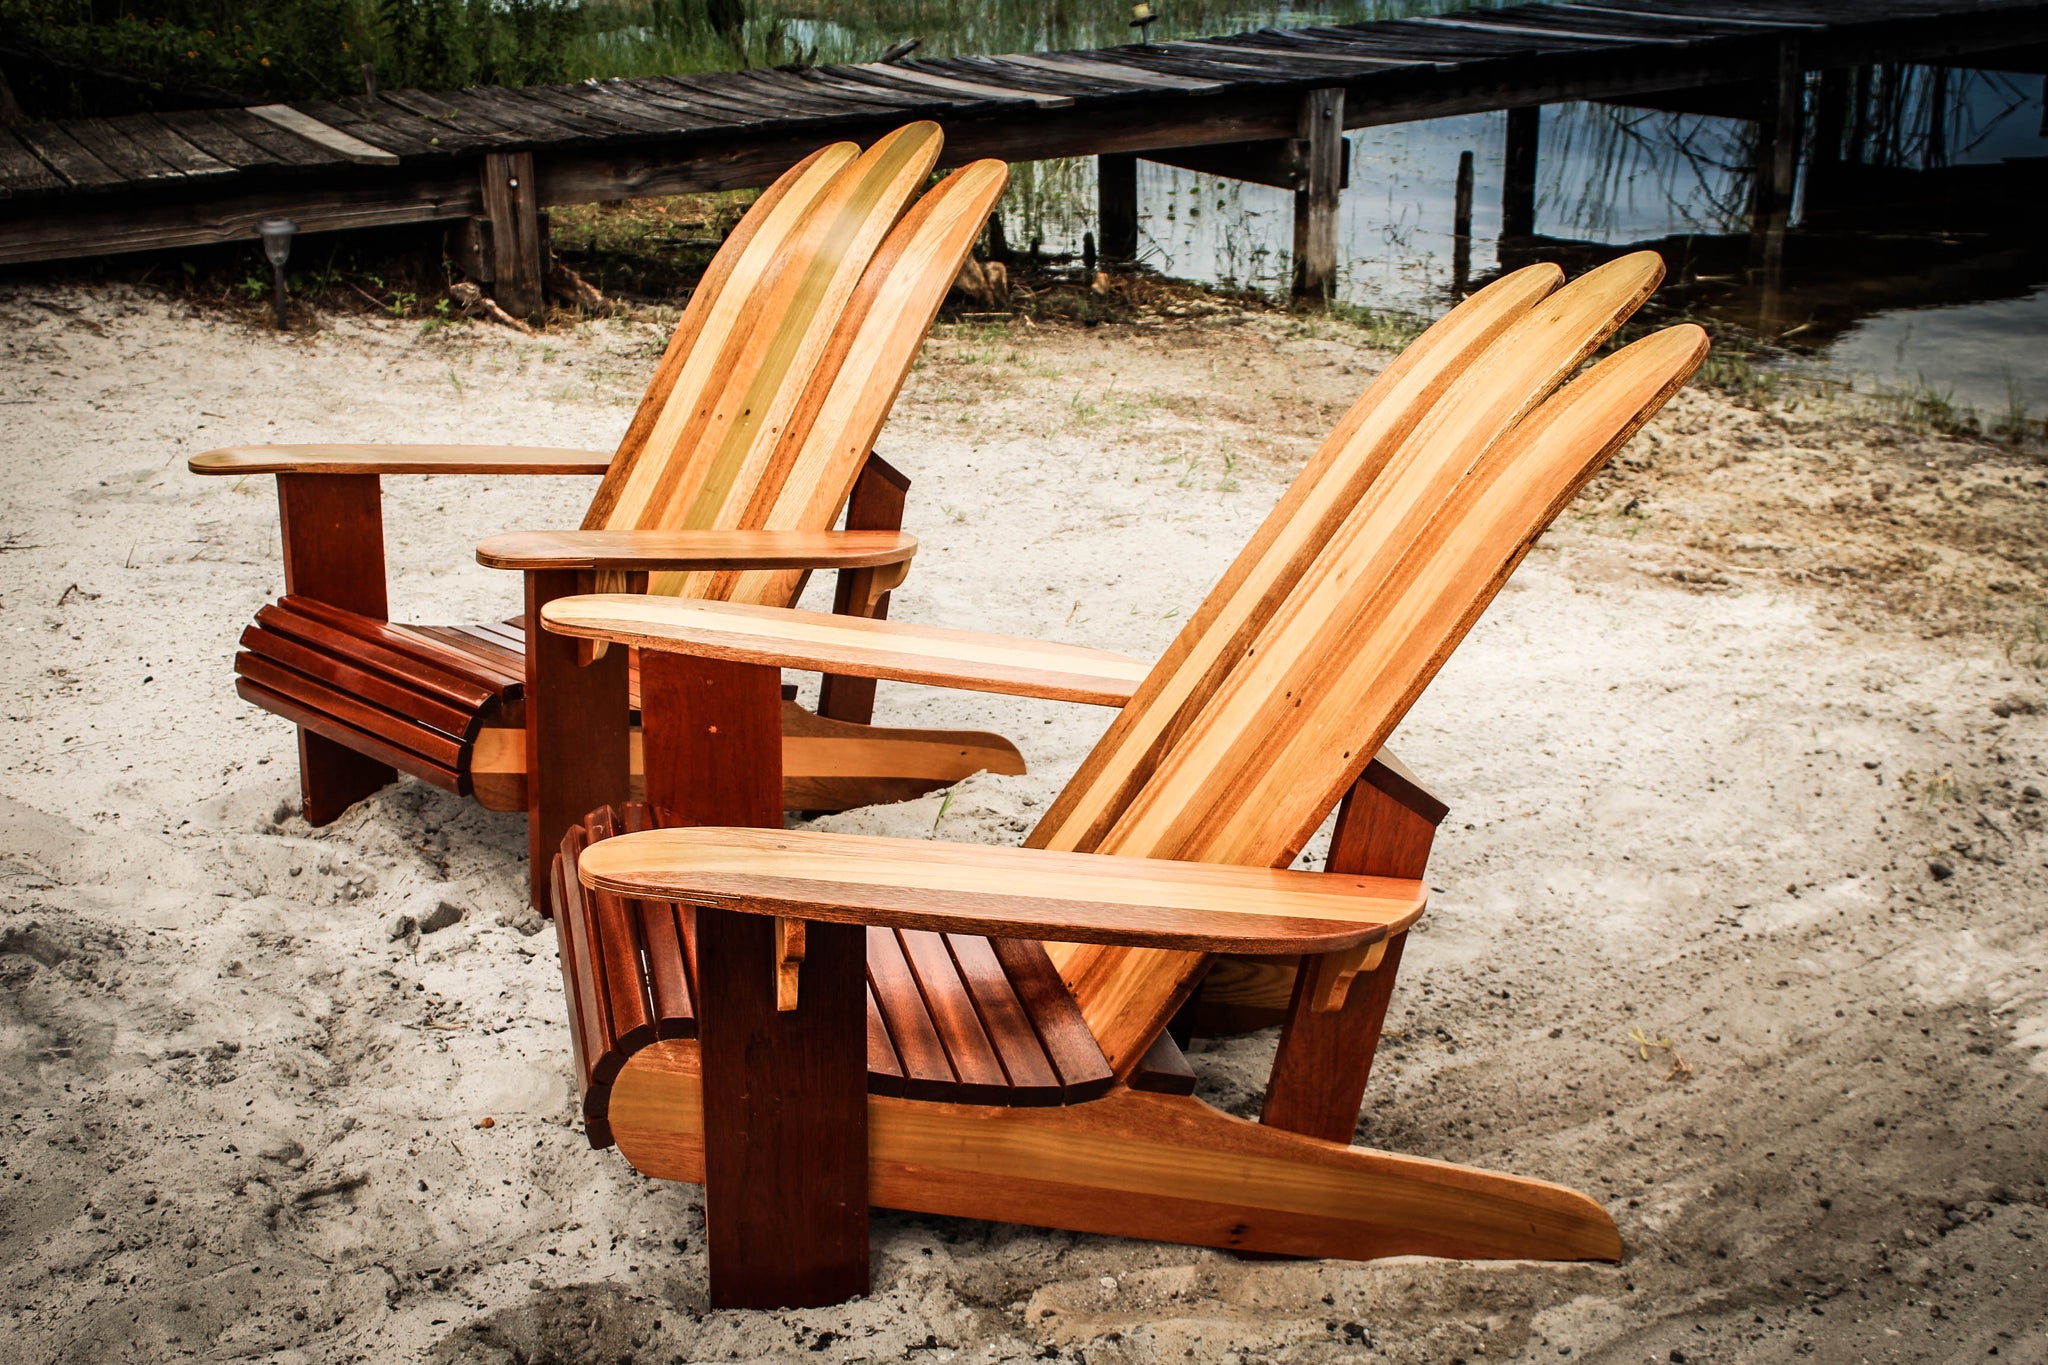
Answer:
[993,63,2048,423]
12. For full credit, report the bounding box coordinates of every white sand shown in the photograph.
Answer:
[2,284,2045,1364]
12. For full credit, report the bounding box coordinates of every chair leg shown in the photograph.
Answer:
[695,911,869,1309]
[526,569,631,910]
[606,1043,1621,1267]
[641,653,871,1309]
[297,729,396,827]
[276,472,395,826]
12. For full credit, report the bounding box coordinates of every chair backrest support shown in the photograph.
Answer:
[1030,252,1706,1070]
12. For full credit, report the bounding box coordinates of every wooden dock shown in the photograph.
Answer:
[3,0,2044,311]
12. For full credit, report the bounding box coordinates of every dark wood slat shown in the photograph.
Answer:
[557,822,624,1087]
[934,57,1121,98]
[67,117,186,181]
[1481,5,1759,39]
[533,82,709,134]
[987,937,1115,1100]
[406,626,526,688]
[235,652,466,769]
[657,73,858,124]
[784,69,938,112]
[585,807,662,1062]
[942,933,1063,1104]
[865,985,905,1096]
[14,123,127,187]
[697,906,869,1309]
[186,108,340,167]
[158,110,283,171]
[0,131,64,194]
[571,78,730,131]
[820,66,1003,109]
[549,845,601,1101]
[308,96,466,157]
[376,89,523,146]
[722,69,885,118]
[258,601,501,710]
[866,924,955,1100]
[614,75,798,126]
[625,806,698,1039]
[897,929,1011,1103]
[1414,13,1676,46]
[234,676,460,792]
[454,86,599,140]
[517,84,684,136]
[122,117,234,177]
[240,623,479,739]
[753,69,925,115]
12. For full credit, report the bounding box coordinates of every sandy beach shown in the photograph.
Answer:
[2,282,2044,1364]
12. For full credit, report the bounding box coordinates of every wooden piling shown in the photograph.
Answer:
[1452,149,1474,297]
[1098,152,1138,265]
[1291,88,1344,301]
[481,150,544,325]
[1502,106,1539,240]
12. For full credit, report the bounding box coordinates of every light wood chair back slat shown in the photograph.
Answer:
[1030,261,1566,857]
[1035,252,1699,1068]
[577,122,957,600]
[705,157,1013,606]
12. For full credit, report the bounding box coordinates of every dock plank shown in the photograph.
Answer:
[0,131,64,194]
[18,121,140,186]
[6,0,2045,269]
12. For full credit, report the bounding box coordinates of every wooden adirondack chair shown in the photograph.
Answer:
[187,124,1021,903]
[539,251,1707,1309]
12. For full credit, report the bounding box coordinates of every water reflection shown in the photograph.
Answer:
[1000,64,2048,421]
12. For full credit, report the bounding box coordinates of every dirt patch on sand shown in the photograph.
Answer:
[1,284,2044,1364]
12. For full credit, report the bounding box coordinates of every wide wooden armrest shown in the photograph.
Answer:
[540,595,1149,707]
[579,827,1427,954]
[476,529,917,573]
[188,444,614,476]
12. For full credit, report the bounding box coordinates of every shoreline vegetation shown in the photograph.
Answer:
[0,0,1479,119]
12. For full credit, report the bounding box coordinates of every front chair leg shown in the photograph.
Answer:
[525,569,630,909]
[276,472,397,823]
[641,650,871,1309]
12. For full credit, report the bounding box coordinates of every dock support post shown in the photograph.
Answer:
[481,150,545,325]
[1098,152,1138,265]
[1752,38,1802,327]
[1291,87,1344,301]
[1451,149,1474,297]
[1502,106,1539,241]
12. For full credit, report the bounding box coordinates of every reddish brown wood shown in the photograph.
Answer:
[276,473,388,617]
[817,452,910,725]
[866,983,905,1096]
[944,933,1063,1104]
[1128,1030,1198,1096]
[239,624,479,737]
[235,653,467,769]
[897,928,1010,1103]
[236,677,460,794]
[638,652,783,825]
[637,645,869,1311]
[526,569,631,909]
[697,907,870,1309]
[258,600,502,708]
[866,924,955,1099]
[275,472,396,820]
[987,937,1115,1101]
[1258,771,1440,1144]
